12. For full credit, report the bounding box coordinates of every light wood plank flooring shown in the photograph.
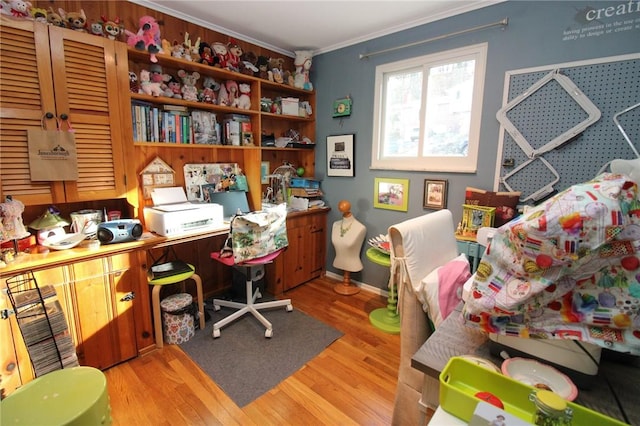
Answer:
[105,277,403,425]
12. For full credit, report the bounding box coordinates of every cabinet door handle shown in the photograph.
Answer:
[120,292,135,302]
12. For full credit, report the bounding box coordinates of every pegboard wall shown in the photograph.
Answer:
[496,54,640,204]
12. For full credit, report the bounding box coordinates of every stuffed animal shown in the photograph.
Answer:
[125,15,162,63]
[283,70,295,87]
[171,41,185,59]
[226,38,243,72]
[239,51,258,76]
[165,75,182,99]
[139,69,163,97]
[256,55,270,80]
[58,8,87,32]
[294,50,313,91]
[183,32,201,62]
[236,83,251,110]
[46,7,64,27]
[217,81,229,106]
[101,16,123,40]
[149,64,174,98]
[225,80,239,107]
[90,21,104,37]
[199,77,219,104]
[212,42,228,69]
[8,0,31,18]
[129,71,139,94]
[177,69,200,102]
[198,42,216,66]
[31,7,47,23]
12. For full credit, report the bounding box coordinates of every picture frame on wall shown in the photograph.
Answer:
[327,134,354,177]
[374,177,409,211]
[424,179,448,210]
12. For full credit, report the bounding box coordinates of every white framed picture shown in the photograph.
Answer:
[327,134,354,177]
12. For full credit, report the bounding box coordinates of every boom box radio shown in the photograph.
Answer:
[97,219,143,244]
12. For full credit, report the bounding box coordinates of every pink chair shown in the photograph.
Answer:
[210,248,292,338]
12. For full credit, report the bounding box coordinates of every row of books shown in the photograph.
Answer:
[131,103,222,145]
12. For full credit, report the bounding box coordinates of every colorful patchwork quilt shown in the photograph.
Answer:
[463,173,640,355]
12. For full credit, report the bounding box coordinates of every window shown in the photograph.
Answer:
[371,43,487,172]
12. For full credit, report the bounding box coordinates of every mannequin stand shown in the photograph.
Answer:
[334,270,360,295]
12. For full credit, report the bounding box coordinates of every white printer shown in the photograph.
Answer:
[143,187,225,236]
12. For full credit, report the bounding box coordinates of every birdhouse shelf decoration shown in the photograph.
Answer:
[140,156,175,199]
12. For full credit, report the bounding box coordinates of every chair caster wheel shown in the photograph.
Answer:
[213,328,221,338]
[286,304,293,312]
[265,329,273,338]
[213,304,221,311]
[256,290,262,299]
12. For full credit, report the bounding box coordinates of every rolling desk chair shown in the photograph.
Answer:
[210,248,292,338]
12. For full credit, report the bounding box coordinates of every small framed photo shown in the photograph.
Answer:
[261,161,270,184]
[374,177,409,211]
[424,179,448,210]
[327,134,354,177]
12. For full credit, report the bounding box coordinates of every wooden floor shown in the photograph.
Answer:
[104,277,402,425]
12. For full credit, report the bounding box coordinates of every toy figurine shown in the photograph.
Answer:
[90,21,104,37]
[212,42,228,69]
[226,38,243,72]
[8,0,31,19]
[101,16,123,40]
[124,15,162,63]
[177,70,200,102]
[236,83,251,110]
[46,7,64,27]
[198,42,216,66]
[58,8,87,32]
[294,50,313,91]
[138,69,163,97]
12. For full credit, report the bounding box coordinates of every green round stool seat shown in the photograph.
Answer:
[2,366,111,425]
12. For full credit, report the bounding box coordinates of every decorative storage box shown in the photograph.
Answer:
[457,204,496,241]
[439,357,625,425]
[160,293,196,344]
[281,97,300,116]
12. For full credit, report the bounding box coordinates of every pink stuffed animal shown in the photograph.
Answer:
[138,69,163,97]
[125,15,161,63]
[225,80,239,107]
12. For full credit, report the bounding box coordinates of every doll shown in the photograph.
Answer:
[226,38,243,72]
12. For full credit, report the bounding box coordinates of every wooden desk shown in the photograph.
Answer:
[412,304,640,425]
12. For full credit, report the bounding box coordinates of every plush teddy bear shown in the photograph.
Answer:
[138,69,163,97]
[177,69,200,102]
[58,8,87,32]
[124,15,162,63]
[199,77,219,104]
[212,42,228,69]
[170,41,185,59]
[226,38,243,72]
[236,83,251,110]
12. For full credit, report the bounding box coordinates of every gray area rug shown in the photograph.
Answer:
[180,300,343,407]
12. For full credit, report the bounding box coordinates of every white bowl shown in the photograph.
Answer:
[502,357,578,401]
[41,233,86,250]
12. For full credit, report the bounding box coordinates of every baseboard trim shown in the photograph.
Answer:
[324,271,388,297]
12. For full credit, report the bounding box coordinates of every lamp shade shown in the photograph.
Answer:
[29,209,69,230]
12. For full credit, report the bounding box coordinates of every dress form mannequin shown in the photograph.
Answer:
[332,200,366,295]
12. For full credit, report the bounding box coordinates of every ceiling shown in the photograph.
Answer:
[130,0,504,57]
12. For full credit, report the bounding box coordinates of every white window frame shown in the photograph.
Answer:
[371,43,487,173]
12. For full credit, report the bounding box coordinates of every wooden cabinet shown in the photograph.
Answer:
[126,49,316,213]
[1,251,151,392]
[266,209,328,294]
[0,16,130,206]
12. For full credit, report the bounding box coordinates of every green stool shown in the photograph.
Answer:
[1,366,111,425]
[148,264,205,348]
